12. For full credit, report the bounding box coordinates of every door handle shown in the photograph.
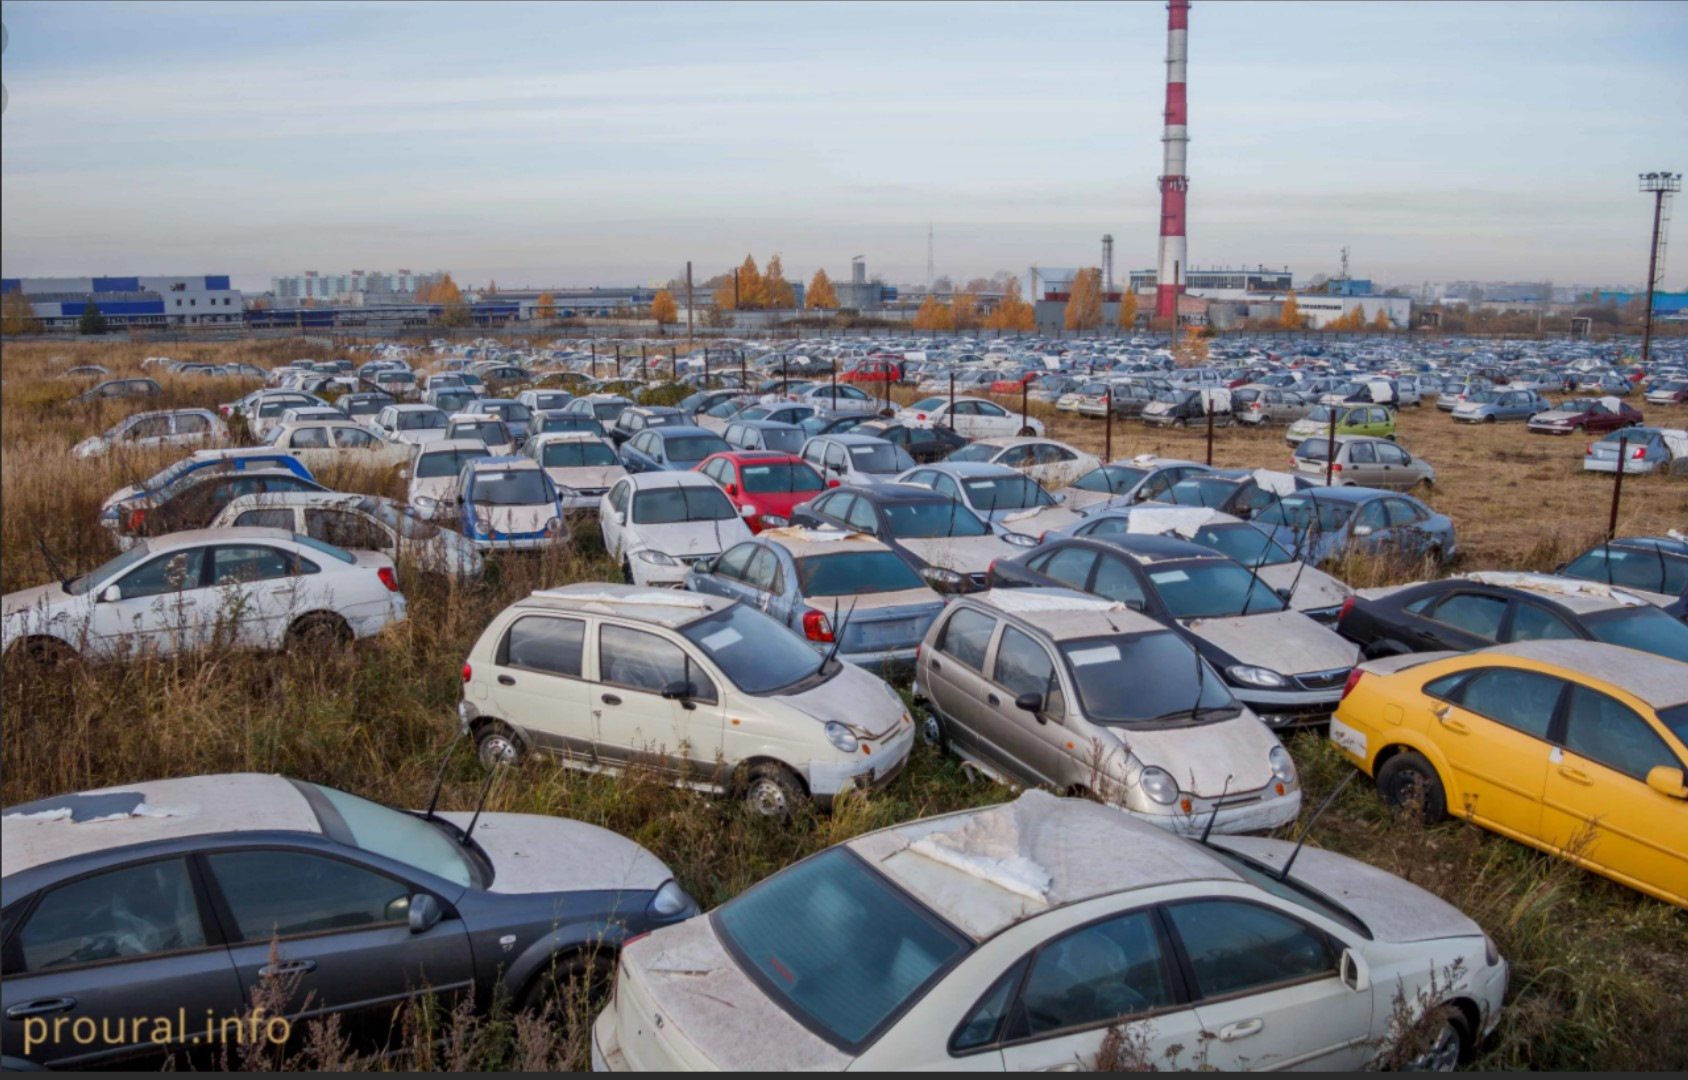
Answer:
[1218,1017,1264,1041]
[1558,765,1594,786]
[1434,708,1469,734]
[258,959,317,977]
[601,693,622,706]
[929,658,941,672]
[987,693,1001,706]
[5,997,77,1020]
[497,674,515,686]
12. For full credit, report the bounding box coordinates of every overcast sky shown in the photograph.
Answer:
[2,0,1684,292]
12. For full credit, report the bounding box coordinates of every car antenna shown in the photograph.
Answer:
[1283,495,1317,602]
[1198,774,1234,844]
[1275,770,1358,882]
[458,755,503,848]
[1189,633,1207,726]
[1238,487,1287,614]
[821,596,858,672]
[422,729,466,822]
[35,532,73,590]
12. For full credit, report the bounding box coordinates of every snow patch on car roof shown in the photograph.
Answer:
[980,587,1126,614]
[1461,572,1649,608]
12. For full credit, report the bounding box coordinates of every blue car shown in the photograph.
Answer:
[99,448,317,545]
[1250,485,1456,566]
[457,456,567,551]
[619,425,730,473]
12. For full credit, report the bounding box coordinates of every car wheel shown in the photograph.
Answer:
[918,707,949,752]
[287,612,351,650]
[518,949,615,1019]
[742,763,806,818]
[621,559,634,585]
[475,721,524,767]
[1483,414,1496,424]
[1402,1006,1471,1071]
[9,635,78,667]
[1376,750,1448,824]
[1171,417,1187,429]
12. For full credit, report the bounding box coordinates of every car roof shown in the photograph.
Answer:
[1455,572,1660,614]
[418,438,491,454]
[714,449,802,463]
[968,587,1165,640]
[826,433,893,446]
[388,403,439,412]
[466,454,535,470]
[625,469,719,488]
[844,790,1241,941]
[969,436,1054,449]
[1475,641,1688,709]
[1330,434,1398,445]
[139,526,300,547]
[1071,532,1227,562]
[528,430,604,444]
[1104,455,1203,470]
[2,774,323,879]
[521,582,733,625]
[1288,485,1391,503]
[651,424,718,439]
[756,526,892,557]
[919,461,1020,478]
[732,419,801,431]
[845,482,949,503]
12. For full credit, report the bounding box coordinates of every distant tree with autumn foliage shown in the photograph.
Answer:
[2,289,42,335]
[736,255,766,309]
[1373,306,1392,331]
[912,293,954,331]
[985,276,1036,331]
[1280,291,1306,329]
[807,268,838,309]
[952,284,983,331]
[1328,305,1365,331]
[416,274,463,306]
[759,255,794,309]
[1065,268,1103,331]
[1116,289,1139,331]
[536,292,556,318]
[651,290,678,325]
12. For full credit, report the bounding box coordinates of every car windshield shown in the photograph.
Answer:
[757,428,806,453]
[1073,465,1149,494]
[1660,703,1688,743]
[299,783,475,889]
[705,399,748,420]
[1170,478,1240,508]
[681,604,832,694]
[849,444,915,474]
[1188,524,1295,567]
[741,461,824,494]
[1562,549,1688,594]
[1580,607,1688,664]
[1202,846,1370,938]
[715,847,969,1051]
[962,475,1054,512]
[541,440,618,468]
[593,402,629,423]
[1294,438,1335,462]
[398,410,448,430]
[946,444,999,463]
[796,550,925,597]
[1147,561,1288,618]
[356,496,439,540]
[66,541,155,595]
[416,449,491,478]
[663,434,730,462]
[470,468,552,506]
[881,498,991,538]
[530,393,572,410]
[1060,633,1238,725]
[632,484,737,524]
[1256,495,1353,533]
[450,421,510,445]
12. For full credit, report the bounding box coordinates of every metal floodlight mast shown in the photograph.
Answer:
[1638,171,1680,366]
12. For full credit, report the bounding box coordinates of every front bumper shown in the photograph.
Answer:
[841,646,920,676]
[1233,684,1343,728]
[591,1008,625,1072]
[808,717,915,809]
[468,532,568,552]
[1132,786,1302,837]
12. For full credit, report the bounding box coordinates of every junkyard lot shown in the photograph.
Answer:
[1,340,1685,1070]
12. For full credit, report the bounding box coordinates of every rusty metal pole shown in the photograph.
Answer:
[1105,388,1114,462]
[1607,434,1628,540]
[615,343,622,379]
[591,341,598,379]
[1205,397,1215,466]
[704,347,710,388]
[1325,403,1337,486]
[831,357,837,407]
[1021,380,1029,435]
[740,350,747,390]
[949,369,956,426]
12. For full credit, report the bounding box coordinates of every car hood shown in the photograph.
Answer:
[72,436,112,459]
[394,429,448,445]
[474,503,557,535]
[1530,409,1583,422]
[410,475,461,503]
[1255,562,1353,612]
[632,519,750,558]
[1121,712,1281,796]
[999,502,1091,538]
[899,534,1017,573]
[1210,835,1484,944]
[433,812,671,896]
[1142,401,1177,414]
[1183,609,1360,676]
[3,582,73,620]
[544,464,625,491]
[770,662,908,739]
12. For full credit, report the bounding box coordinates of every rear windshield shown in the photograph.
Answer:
[1294,438,1334,462]
[961,475,1054,512]
[1073,465,1148,494]
[449,421,510,446]
[1562,549,1688,595]
[416,448,491,479]
[881,499,990,539]
[757,428,806,454]
[715,848,969,1051]
[1256,496,1353,533]
[291,534,356,564]
[741,461,824,494]
[849,444,915,474]
[1187,524,1294,567]
[593,402,630,423]
[664,434,730,462]
[541,441,618,468]
[1060,633,1238,725]
[469,469,553,506]
[632,485,736,524]
[1580,607,1688,664]
[397,410,448,431]
[946,444,998,463]
[1146,562,1287,618]
[796,550,924,597]
[528,393,573,410]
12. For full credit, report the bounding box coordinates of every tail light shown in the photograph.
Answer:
[1338,595,1355,624]
[1340,668,1365,700]
[1586,444,1594,455]
[462,662,472,683]
[1330,463,1342,472]
[1633,447,1646,460]
[377,566,399,591]
[802,610,835,642]
[126,508,147,533]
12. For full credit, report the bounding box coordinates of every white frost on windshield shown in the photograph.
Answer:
[1250,469,1303,497]
[1128,507,1220,539]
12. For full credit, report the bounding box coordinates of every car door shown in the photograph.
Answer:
[1343,440,1382,487]
[923,606,1000,761]
[89,545,212,657]
[232,507,301,531]
[601,480,632,558]
[843,495,882,538]
[592,623,725,782]
[739,546,783,615]
[982,624,1075,789]
[303,508,392,556]
[992,907,1210,1071]
[1426,667,1560,840]
[1164,899,1374,1070]
[486,614,595,762]
[202,848,473,1053]
[170,411,215,449]
[973,400,1016,437]
[1371,441,1409,489]
[284,426,335,472]
[1541,685,1688,902]
[1,856,243,1070]
[204,543,315,649]
[121,413,173,450]
[692,541,759,603]
[1348,498,1393,558]
[823,441,851,483]
[800,491,852,531]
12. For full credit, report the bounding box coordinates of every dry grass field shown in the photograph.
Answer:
[2,338,1684,1070]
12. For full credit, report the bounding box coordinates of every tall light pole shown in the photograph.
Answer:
[1638,171,1680,365]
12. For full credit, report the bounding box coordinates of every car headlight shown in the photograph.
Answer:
[648,879,694,918]
[919,566,966,590]
[474,515,493,536]
[1227,664,1288,688]
[1270,745,1297,784]
[544,517,563,536]
[413,495,437,510]
[1002,532,1038,547]
[825,721,859,753]
[1138,766,1179,806]
[554,484,579,499]
[1484,934,1501,968]
[636,549,679,566]
[759,514,790,528]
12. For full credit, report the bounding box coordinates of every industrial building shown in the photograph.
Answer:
[1,275,244,329]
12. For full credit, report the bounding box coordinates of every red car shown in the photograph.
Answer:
[694,450,833,533]
[840,359,902,384]
[1525,396,1644,435]
[989,370,1043,394]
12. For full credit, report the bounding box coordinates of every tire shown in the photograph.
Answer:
[1484,414,1496,424]
[1171,418,1188,429]
[742,763,807,818]
[8,636,78,667]
[518,949,615,1018]
[621,559,634,585]
[474,721,525,767]
[1402,1005,1471,1071]
[1376,750,1448,824]
[918,707,949,752]
[287,612,351,650]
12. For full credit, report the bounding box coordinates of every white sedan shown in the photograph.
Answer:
[594,790,1507,1073]
[2,528,407,661]
[897,395,1044,438]
[944,436,1100,490]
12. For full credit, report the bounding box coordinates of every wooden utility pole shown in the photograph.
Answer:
[1104,388,1113,462]
[1607,434,1628,540]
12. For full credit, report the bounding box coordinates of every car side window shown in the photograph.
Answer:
[1007,909,1175,1040]
[1164,899,1336,1000]
[609,482,630,513]
[1138,471,1175,500]
[1370,407,1390,424]
[1029,546,1098,591]
[1427,592,1507,639]
[500,615,585,677]
[118,548,208,598]
[129,415,172,439]
[998,446,1036,467]
[1354,500,1390,531]
[1346,442,1377,464]
[290,426,331,449]
[17,858,207,971]
[992,626,1065,721]
[235,508,298,530]
[1507,603,1578,643]
[744,548,780,592]
[598,624,717,703]
[714,542,758,581]
[305,509,387,551]
[952,958,1030,1053]
[210,545,302,585]
[1383,498,1427,526]
[929,473,961,500]
[815,492,852,522]
[977,402,1008,418]
[204,851,410,942]
[1036,444,1075,464]
[825,443,848,470]
[1091,556,1148,607]
[844,498,879,534]
[937,608,996,671]
[333,427,376,449]
[1453,668,1563,739]
[1562,686,1678,782]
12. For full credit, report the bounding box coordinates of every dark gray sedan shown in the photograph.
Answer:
[1,773,695,1070]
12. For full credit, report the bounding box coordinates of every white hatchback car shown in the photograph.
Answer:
[71,409,228,459]
[458,584,914,813]
[262,419,412,471]
[1,528,406,661]
[600,472,754,587]
[594,790,1507,1072]
[523,430,627,515]
[404,439,493,520]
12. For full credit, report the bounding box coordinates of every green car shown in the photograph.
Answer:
[1286,403,1396,445]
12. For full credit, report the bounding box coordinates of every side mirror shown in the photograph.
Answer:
[695,556,717,574]
[1339,948,1371,992]
[738,504,756,518]
[1124,599,1146,613]
[408,893,443,934]
[1351,524,1373,537]
[1646,765,1688,799]
[455,494,466,504]
[725,483,738,496]
[660,681,695,709]
[99,584,124,603]
[1014,691,1043,713]
[1274,586,1293,602]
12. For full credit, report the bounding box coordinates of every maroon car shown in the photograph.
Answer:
[1525,396,1644,435]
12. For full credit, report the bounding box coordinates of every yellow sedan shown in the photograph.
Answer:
[1330,640,1688,908]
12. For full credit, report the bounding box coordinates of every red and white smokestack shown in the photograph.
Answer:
[1155,0,1191,321]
